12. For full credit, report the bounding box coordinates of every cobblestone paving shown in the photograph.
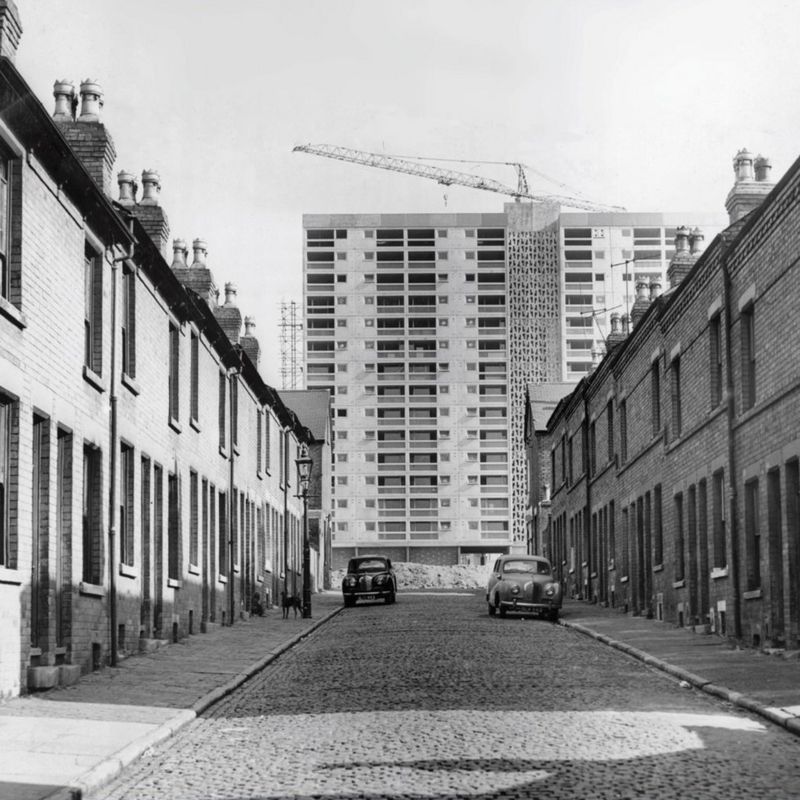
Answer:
[95,594,800,799]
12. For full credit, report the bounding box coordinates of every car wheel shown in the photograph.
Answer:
[343,596,355,608]
[488,601,496,616]
[385,588,396,605]
[549,609,559,622]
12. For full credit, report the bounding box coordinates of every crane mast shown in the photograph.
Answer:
[293,143,625,213]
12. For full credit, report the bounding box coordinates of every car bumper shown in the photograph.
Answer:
[342,589,393,600]
[499,599,560,612]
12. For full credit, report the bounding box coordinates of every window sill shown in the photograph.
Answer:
[121,372,140,396]
[673,579,686,589]
[190,417,201,433]
[711,567,728,580]
[620,576,629,584]
[168,417,182,434]
[167,577,182,589]
[187,563,200,576]
[233,564,240,574]
[79,581,105,597]
[256,574,263,584]
[257,470,263,481]
[233,444,240,456]
[743,588,762,600]
[0,296,26,328]
[118,562,138,579]
[653,564,664,573]
[83,366,105,392]
[217,574,228,584]
[0,566,22,585]
[219,445,228,459]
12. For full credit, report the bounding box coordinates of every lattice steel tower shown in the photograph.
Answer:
[279,300,303,389]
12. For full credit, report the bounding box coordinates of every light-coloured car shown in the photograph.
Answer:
[486,555,562,620]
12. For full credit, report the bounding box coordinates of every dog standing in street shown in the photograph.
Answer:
[281,591,301,619]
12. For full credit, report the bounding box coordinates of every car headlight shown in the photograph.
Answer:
[344,577,357,587]
[543,582,559,596]
[374,575,387,585]
[510,584,520,595]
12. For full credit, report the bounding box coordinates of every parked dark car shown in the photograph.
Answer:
[486,555,562,620]
[342,555,397,607]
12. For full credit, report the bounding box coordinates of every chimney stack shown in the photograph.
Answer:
[667,225,698,289]
[606,311,626,350]
[630,279,651,328]
[170,237,218,307]
[725,147,775,224]
[240,315,261,369]
[54,78,117,197]
[215,281,243,344]
[0,1,23,62]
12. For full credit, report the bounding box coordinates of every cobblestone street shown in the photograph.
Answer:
[95,593,800,799]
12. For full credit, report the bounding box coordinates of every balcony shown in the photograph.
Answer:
[378,395,405,404]
[407,304,436,314]
[377,440,406,448]
[410,509,439,517]
[378,463,406,471]
[410,463,437,471]
[378,509,407,517]
[408,349,436,360]
[410,485,438,494]
[409,394,436,403]
[377,486,407,494]
[479,348,507,358]
[377,305,405,314]
[378,350,405,359]
[408,417,437,427]
[306,328,334,337]
[377,328,405,336]
[378,417,406,426]
[408,439,437,449]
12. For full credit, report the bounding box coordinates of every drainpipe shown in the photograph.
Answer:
[721,249,742,639]
[228,356,240,626]
[582,383,592,602]
[107,239,131,667]
[282,428,289,600]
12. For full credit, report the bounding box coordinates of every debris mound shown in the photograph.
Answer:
[331,561,492,591]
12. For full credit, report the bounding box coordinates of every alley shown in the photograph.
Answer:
[95,593,800,799]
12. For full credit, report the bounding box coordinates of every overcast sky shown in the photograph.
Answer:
[15,0,800,386]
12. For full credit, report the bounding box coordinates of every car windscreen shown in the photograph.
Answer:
[502,560,550,574]
[350,559,387,573]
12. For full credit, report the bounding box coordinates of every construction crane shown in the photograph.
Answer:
[293,143,625,213]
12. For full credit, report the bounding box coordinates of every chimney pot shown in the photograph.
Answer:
[191,238,207,266]
[140,169,161,205]
[52,79,75,121]
[622,314,631,335]
[244,316,255,336]
[78,80,103,122]
[224,282,237,306]
[733,147,755,182]
[171,238,188,268]
[754,155,772,182]
[689,227,705,255]
[116,170,137,205]
[675,225,690,252]
[649,279,662,301]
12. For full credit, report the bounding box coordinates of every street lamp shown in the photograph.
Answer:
[296,443,313,619]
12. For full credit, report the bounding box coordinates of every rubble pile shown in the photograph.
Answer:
[330,561,492,591]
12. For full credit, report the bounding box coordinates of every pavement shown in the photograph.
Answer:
[0,591,797,800]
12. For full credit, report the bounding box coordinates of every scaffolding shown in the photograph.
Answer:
[279,300,304,389]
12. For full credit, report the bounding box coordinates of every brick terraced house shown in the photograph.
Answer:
[0,2,323,698]
[527,147,800,649]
